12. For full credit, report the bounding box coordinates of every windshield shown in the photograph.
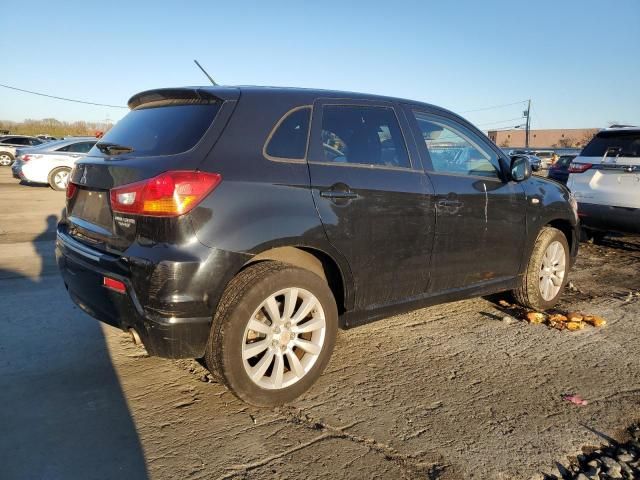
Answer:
[581,131,640,158]
[92,102,221,157]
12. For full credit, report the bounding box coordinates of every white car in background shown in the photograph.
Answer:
[12,137,97,190]
[0,135,46,165]
[567,127,640,240]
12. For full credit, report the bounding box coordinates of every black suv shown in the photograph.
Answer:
[57,86,579,406]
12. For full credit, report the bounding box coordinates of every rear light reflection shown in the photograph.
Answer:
[103,276,126,293]
[110,170,222,217]
[568,162,593,173]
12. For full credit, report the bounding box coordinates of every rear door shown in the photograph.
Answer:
[306,99,435,309]
[405,107,527,292]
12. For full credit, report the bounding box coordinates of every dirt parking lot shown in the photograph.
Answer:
[0,167,638,479]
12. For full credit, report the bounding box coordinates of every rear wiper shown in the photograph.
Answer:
[96,142,134,155]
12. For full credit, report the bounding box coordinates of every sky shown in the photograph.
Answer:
[1,0,639,131]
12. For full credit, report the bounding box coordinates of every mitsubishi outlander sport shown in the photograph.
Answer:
[57,86,579,406]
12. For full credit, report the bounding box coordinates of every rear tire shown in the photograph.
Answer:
[513,227,569,311]
[204,261,338,407]
[48,167,71,191]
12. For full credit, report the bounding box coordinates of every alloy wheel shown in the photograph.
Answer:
[539,240,566,301]
[242,287,326,390]
[53,170,69,189]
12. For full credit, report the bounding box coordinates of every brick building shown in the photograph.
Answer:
[487,128,599,149]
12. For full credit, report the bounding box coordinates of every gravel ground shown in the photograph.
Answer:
[0,168,638,479]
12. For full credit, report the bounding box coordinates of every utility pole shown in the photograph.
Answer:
[524,99,531,149]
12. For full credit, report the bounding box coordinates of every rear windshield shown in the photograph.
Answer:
[581,131,640,158]
[92,102,221,157]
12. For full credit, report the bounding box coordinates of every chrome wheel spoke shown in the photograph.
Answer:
[272,354,285,388]
[247,318,271,335]
[291,296,317,325]
[251,350,274,381]
[263,296,281,324]
[293,338,321,355]
[286,350,305,378]
[283,288,298,320]
[242,339,269,360]
[293,316,325,334]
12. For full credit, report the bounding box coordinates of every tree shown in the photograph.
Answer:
[577,130,597,147]
[556,137,576,148]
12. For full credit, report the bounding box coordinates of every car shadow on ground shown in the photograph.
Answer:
[0,214,149,480]
[18,180,49,188]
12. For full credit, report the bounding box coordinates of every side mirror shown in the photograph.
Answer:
[510,156,531,182]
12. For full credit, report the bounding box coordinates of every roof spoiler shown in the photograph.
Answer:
[127,87,240,109]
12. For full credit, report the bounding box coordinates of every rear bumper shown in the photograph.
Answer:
[56,229,247,358]
[578,202,640,235]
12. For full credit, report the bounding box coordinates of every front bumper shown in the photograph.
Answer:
[578,202,640,235]
[56,230,246,358]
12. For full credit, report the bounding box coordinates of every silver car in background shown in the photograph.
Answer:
[0,135,46,165]
[12,137,97,190]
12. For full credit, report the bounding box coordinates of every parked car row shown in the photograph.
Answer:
[11,137,97,190]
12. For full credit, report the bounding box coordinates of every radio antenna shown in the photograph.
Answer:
[193,59,218,86]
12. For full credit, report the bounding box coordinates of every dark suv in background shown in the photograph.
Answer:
[57,86,579,405]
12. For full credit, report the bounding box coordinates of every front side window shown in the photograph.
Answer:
[413,112,500,178]
[265,107,311,159]
[319,105,410,168]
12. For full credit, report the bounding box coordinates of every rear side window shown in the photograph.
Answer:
[319,105,410,168]
[61,141,96,153]
[93,103,221,157]
[265,107,311,159]
[581,131,640,157]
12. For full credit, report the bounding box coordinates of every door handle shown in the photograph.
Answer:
[320,191,358,199]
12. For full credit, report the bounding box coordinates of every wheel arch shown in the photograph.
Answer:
[546,218,577,257]
[243,246,348,314]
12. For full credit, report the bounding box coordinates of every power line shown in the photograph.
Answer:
[0,83,128,109]
[476,116,526,127]
[459,100,528,114]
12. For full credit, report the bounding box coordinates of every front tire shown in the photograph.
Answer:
[513,227,569,311]
[205,261,338,407]
[48,167,71,191]
[0,152,14,166]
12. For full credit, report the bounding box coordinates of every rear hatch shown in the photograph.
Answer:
[568,129,640,209]
[63,87,239,254]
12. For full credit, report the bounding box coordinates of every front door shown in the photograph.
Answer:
[406,108,527,293]
[307,99,435,309]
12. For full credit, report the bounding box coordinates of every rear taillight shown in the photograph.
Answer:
[110,171,221,217]
[66,182,77,199]
[103,276,126,293]
[568,162,593,173]
[22,154,31,162]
